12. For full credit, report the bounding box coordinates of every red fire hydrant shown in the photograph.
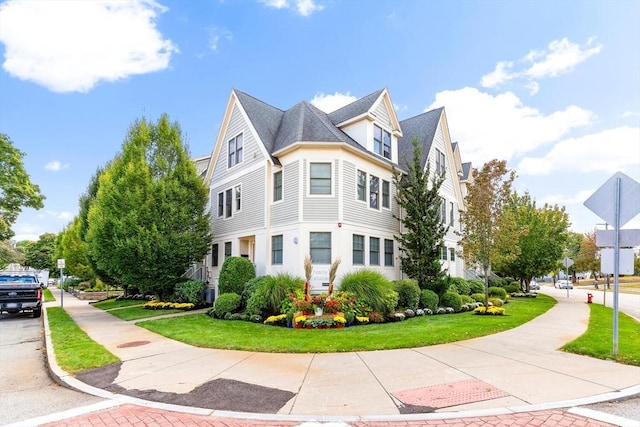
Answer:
[587,293,593,304]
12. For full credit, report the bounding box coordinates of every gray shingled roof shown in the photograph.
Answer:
[397,107,444,170]
[234,90,284,153]
[327,88,385,125]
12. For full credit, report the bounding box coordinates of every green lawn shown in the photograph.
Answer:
[47,307,120,373]
[103,306,184,321]
[91,298,145,310]
[43,288,56,302]
[562,303,640,366]
[138,294,556,353]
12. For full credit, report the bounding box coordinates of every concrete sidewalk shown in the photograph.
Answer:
[27,289,640,425]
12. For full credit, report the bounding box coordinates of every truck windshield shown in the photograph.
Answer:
[0,275,37,283]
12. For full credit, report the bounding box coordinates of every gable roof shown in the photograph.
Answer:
[234,90,285,154]
[327,88,385,125]
[397,107,444,170]
[461,162,472,181]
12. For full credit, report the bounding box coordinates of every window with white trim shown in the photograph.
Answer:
[440,246,448,261]
[225,188,233,218]
[228,133,243,168]
[224,242,232,259]
[369,175,379,209]
[435,148,445,175]
[374,125,391,159]
[370,237,380,265]
[235,185,241,211]
[273,171,282,202]
[450,201,454,225]
[272,235,283,265]
[217,192,224,217]
[384,239,394,266]
[440,198,446,224]
[357,170,366,201]
[449,248,456,261]
[310,163,331,195]
[353,234,364,265]
[382,180,390,208]
[310,232,331,264]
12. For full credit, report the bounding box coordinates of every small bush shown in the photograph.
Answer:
[368,311,385,323]
[339,269,395,314]
[404,308,415,318]
[242,276,268,305]
[467,280,485,295]
[423,277,449,297]
[474,306,506,315]
[420,289,439,311]
[415,308,425,316]
[460,294,474,304]
[218,257,256,295]
[212,292,242,319]
[246,273,303,317]
[392,279,420,310]
[503,284,520,294]
[489,297,504,307]
[488,286,507,300]
[439,291,462,312]
[470,293,485,303]
[446,277,471,296]
[174,280,207,305]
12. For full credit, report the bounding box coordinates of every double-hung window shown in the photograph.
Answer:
[369,175,379,209]
[272,235,283,265]
[217,192,224,217]
[228,133,243,168]
[435,148,445,175]
[369,237,380,265]
[449,248,456,261]
[384,239,394,266]
[357,170,366,201]
[450,202,454,225]
[310,232,331,264]
[310,163,331,195]
[374,125,391,159]
[440,246,448,261]
[212,244,219,267]
[224,242,232,259]
[225,189,233,218]
[273,171,283,202]
[352,234,365,265]
[235,185,241,211]
[440,198,446,224]
[382,180,390,208]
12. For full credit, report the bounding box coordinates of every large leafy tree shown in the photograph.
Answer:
[0,134,45,240]
[574,230,599,278]
[459,159,515,305]
[57,218,92,279]
[86,115,211,299]
[0,240,25,268]
[22,232,57,271]
[493,192,570,291]
[393,137,448,289]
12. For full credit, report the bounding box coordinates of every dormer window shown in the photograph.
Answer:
[374,125,391,160]
[228,133,243,168]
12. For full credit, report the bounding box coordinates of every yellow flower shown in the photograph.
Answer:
[356,316,369,323]
[333,316,346,324]
[294,315,307,324]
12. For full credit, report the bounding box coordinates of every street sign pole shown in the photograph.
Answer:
[57,259,65,310]
[613,177,620,356]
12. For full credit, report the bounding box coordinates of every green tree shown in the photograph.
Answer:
[23,232,57,271]
[493,192,570,291]
[393,137,448,289]
[459,159,515,306]
[0,134,45,240]
[0,240,25,268]
[574,229,599,278]
[57,218,92,279]
[86,115,211,300]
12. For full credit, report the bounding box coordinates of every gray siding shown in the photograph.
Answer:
[434,121,455,196]
[373,101,392,128]
[210,104,266,186]
[303,159,339,222]
[342,161,398,232]
[211,167,266,235]
[271,160,300,225]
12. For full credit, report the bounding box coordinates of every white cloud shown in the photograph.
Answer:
[517,126,640,176]
[45,210,75,221]
[426,87,595,166]
[0,0,178,93]
[311,91,357,113]
[259,0,324,16]
[207,26,232,52]
[622,111,640,119]
[480,37,602,92]
[45,161,70,171]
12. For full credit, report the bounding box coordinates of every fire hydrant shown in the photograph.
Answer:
[587,293,593,304]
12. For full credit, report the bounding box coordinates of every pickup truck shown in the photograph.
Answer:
[0,272,43,318]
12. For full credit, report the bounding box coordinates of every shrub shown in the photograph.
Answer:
[392,279,420,310]
[467,280,485,295]
[470,293,485,303]
[446,277,471,296]
[212,292,242,319]
[174,280,207,305]
[488,286,507,300]
[404,308,415,318]
[241,276,268,305]
[218,257,256,295]
[423,277,449,297]
[503,284,520,294]
[460,294,474,304]
[246,273,303,317]
[474,306,506,315]
[489,297,504,307]
[439,291,462,312]
[420,289,439,311]
[368,311,385,323]
[339,269,395,314]
[382,289,399,314]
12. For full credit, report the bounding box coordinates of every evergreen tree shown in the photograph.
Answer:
[86,115,211,300]
[393,137,448,289]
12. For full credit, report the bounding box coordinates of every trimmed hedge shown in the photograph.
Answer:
[439,291,462,312]
[420,289,439,311]
[392,279,421,310]
[218,257,256,295]
[212,292,242,319]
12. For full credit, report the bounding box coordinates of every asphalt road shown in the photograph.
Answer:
[0,310,105,425]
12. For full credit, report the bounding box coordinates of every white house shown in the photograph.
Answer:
[200,88,470,293]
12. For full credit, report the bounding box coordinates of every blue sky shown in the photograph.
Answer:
[1,0,639,242]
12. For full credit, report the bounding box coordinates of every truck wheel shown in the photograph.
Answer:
[33,307,42,318]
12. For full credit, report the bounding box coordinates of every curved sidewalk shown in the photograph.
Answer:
[31,289,640,425]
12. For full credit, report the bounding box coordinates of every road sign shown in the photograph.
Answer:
[596,229,640,247]
[562,257,573,269]
[57,259,65,269]
[584,171,640,227]
[600,248,635,275]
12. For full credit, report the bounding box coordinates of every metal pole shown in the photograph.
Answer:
[612,177,621,356]
[565,260,569,298]
[60,268,64,310]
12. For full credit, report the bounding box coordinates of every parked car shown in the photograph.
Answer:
[529,280,540,290]
[555,279,573,289]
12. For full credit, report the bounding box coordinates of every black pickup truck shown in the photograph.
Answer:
[0,272,43,318]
